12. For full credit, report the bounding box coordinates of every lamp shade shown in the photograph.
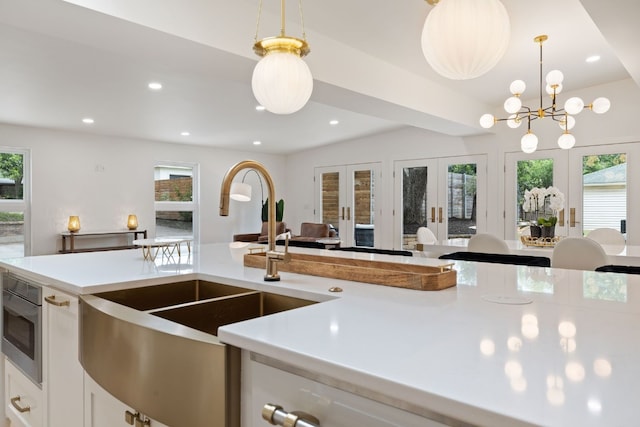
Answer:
[68,216,80,232]
[230,182,252,202]
[127,214,138,230]
[252,51,313,115]
[421,0,510,80]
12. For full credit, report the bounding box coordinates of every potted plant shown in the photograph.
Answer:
[522,186,565,239]
[261,198,285,222]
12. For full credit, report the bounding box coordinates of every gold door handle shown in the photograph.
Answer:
[341,207,345,220]
[10,396,31,413]
[346,207,351,221]
[438,207,443,224]
[431,207,436,223]
[569,208,581,227]
[45,295,70,307]
[262,403,320,427]
[558,209,564,225]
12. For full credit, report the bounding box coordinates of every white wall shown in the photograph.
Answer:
[285,78,640,248]
[3,79,640,255]
[0,123,285,255]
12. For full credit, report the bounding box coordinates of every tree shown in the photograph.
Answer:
[0,154,24,199]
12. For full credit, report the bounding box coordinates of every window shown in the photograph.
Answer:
[154,163,198,241]
[0,149,29,257]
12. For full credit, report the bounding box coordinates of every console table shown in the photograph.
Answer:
[60,230,147,253]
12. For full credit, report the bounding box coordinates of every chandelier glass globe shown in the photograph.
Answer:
[521,132,538,154]
[557,133,576,150]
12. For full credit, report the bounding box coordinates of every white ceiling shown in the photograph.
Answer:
[0,0,637,154]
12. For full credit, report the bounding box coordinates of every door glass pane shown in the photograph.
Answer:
[353,169,374,247]
[516,159,553,232]
[321,172,340,235]
[402,166,428,250]
[582,153,626,235]
[447,163,477,238]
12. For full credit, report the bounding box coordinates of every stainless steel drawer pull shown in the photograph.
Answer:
[45,295,70,307]
[262,403,320,427]
[10,396,31,413]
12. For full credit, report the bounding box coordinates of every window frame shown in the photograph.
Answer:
[154,161,199,243]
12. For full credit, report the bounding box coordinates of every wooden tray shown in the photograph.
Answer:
[244,251,456,291]
[520,235,561,247]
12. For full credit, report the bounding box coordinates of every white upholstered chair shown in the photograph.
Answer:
[467,233,510,255]
[416,227,437,245]
[551,237,609,271]
[586,228,625,251]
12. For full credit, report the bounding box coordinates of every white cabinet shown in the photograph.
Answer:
[243,354,449,427]
[5,357,43,427]
[42,286,83,427]
[84,373,169,427]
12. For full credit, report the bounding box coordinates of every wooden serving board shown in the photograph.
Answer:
[244,252,456,291]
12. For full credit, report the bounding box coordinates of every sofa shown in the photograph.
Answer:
[233,222,337,244]
[232,222,290,243]
[290,222,338,242]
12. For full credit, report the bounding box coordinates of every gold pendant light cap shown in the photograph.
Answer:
[254,36,310,58]
[425,0,440,5]
[534,34,548,44]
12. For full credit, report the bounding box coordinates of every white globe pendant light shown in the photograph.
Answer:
[252,0,313,115]
[252,39,313,115]
[421,0,510,80]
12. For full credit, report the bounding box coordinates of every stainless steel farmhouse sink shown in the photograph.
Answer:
[79,280,317,427]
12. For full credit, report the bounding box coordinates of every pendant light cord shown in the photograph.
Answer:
[254,0,307,41]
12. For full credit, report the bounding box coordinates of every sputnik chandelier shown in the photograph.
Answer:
[252,0,313,115]
[479,35,611,153]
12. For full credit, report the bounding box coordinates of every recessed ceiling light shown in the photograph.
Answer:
[82,118,94,124]
[148,82,163,90]
[255,105,266,111]
[253,140,262,145]
[586,55,601,63]
[329,119,340,126]
[181,131,190,136]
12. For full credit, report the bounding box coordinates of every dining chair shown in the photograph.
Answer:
[416,227,437,245]
[467,233,510,255]
[586,228,626,247]
[551,237,609,271]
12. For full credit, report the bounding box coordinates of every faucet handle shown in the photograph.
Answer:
[282,234,291,263]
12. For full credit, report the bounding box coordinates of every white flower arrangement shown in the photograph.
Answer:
[522,186,565,226]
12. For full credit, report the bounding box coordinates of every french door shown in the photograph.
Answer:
[315,163,381,248]
[394,155,487,250]
[505,143,635,241]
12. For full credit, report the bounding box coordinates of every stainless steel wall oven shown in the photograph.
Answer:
[2,272,42,386]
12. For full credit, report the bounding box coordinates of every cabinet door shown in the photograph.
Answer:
[84,374,169,427]
[5,357,43,427]
[42,287,83,427]
[245,358,448,427]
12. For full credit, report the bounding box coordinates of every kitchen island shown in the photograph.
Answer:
[1,243,639,426]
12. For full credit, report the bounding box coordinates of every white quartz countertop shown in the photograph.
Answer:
[1,244,639,426]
